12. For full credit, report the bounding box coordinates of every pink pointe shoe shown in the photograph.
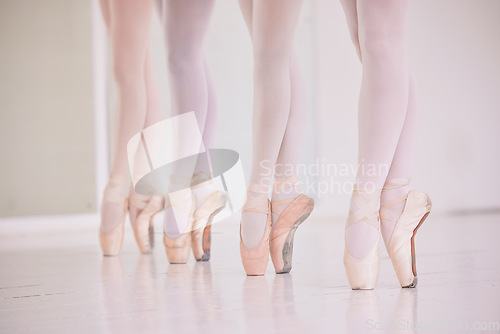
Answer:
[129,188,165,254]
[99,175,128,256]
[270,194,314,274]
[163,187,196,264]
[240,183,272,276]
[343,185,381,290]
[189,172,226,261]
[381,180,432,288]
[191,192,226,261]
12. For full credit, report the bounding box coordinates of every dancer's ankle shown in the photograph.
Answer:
[241,182,270,248]
[380,178,411,248]
[271,175,301,224]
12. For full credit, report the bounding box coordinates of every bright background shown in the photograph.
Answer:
[0,0,499,234]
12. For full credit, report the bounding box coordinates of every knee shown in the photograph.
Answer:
[112,59,143,88]
[252,45,291,71]
[359,30,405,62]
[167,48,202,75]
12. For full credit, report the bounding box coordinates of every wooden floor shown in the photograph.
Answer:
[1,212,499,333]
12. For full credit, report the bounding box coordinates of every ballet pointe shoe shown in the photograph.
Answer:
[163,187,196,264]
[163,233,192,264]
[344,234,381,290]
[99,175,128,256]
[343,185,381,290]
[99,212,126,256]
[240,202,272,276]
[129,188,165,254]
[269,194,314,274]
[190,175,226,261]
[240,183,272,276]
[382,186,432,288]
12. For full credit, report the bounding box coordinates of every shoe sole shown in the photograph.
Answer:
[148,219,155,250]
[403,210,430,288]
[278,200,313,274]
[198,206,225,262]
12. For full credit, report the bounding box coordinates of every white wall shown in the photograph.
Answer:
[0,0,96,217]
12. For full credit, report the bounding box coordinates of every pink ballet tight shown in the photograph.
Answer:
[156,0,217,185]
[238,0,308,248]
[156,0,218,237]
[99,0,163,232]
[340,0,418,256]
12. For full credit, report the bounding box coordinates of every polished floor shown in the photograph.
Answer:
[1,212,500,334]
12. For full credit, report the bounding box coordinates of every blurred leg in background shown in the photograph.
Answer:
[156,0,225,263]
[99,0,164,256]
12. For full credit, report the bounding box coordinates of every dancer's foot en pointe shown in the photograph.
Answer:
[163,182,195,264]
[270,176,314,274]
[240,183,272,276]
[190,172,226,261]
[343,185,381,290]
[129,187,165,254]
[380,178,432,288]
[99,174,129,256]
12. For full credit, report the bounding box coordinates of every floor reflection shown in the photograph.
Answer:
[191,261,223,330]
[241,273,305,334]
[99,257,128,333]
[345,290,381,333]
[131,255,160,332]
[388,289,418,334]
[242,275,272,332]
[2,212,499,333]
[271,274,305,333]
[345,288,419,334]
[162,263,193,331]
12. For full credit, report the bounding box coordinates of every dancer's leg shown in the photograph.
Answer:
[128,46,165,231]
[160,0,215,187]
[190,59,220,218]
[238,0,304,247]
[340,0,411,258]
[157,0,216,237]
[271,51,308,225]
[143,47,164,128]
[164,0,214,123]
[108,0,153,177]
[201,59,218,151]
[99,0,153,232]
[356,0,410,188]
[380,74,417,247]
[192,59,219,180]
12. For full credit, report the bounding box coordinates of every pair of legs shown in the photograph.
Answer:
[155,0,219,238]
[99,0,163,233]
[340,0,418,256]
[100,0,218,246]
[156,0,218,180]
[238,0,309,248]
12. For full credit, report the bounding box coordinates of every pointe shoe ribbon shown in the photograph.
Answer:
[384,188,432,288]
[99,174,129,256]
[240,183,272,276]
[163,185,195,264]
[270,194,314,274]
[190,173,226,261]
[343,185,381,290]
[129,189,164,254]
